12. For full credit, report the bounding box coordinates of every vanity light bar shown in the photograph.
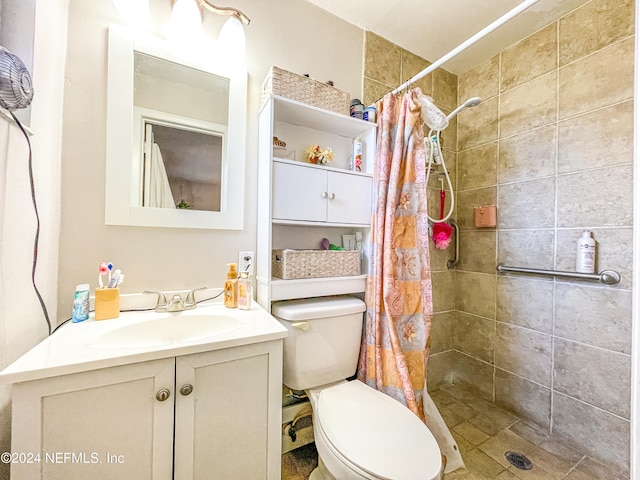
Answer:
[200,1,250,25]
[171,0,250,26]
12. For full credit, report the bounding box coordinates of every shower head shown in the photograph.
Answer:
[446,97,482,121]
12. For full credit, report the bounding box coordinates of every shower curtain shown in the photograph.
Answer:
[357,88,463,473]
[148,143,176,208]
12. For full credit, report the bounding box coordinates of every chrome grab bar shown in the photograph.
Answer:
[496,263,621,285]
[447,220,459,269]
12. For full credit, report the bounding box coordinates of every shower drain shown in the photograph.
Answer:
[505,451,533,470]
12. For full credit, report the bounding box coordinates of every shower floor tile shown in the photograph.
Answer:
[281,385,627,480]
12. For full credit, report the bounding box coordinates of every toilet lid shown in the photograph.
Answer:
[316,381,442,480]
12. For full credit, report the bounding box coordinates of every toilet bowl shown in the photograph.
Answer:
[307,380,442,480]
[272,296,442,480]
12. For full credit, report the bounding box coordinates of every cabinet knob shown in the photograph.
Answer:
[180,384,194,396]
[329,193,336,200]
[321,191,328,198]
[156,388,171,402]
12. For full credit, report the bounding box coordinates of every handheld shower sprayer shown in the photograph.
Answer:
[425,96,482,225]
[446,97,482,121]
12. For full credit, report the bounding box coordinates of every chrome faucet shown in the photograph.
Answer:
[167,294,186,312]
[144,287,207,312]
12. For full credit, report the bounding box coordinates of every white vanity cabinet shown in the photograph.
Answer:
[272,160,372,224]
[173,342,281,479]
[9,340,282,480]
[257,95,377,308]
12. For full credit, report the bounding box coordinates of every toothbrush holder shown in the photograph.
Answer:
[95,287,120,320]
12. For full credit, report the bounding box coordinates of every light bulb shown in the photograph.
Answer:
[218,15,246,61]
[113,0,149,21]
[170,0,203,41]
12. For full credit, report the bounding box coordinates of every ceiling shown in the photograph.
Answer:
[304,0,590,75]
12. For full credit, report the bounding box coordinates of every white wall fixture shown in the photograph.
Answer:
[238,251,254,275]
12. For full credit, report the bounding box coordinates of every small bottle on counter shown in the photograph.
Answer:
[224,263,238,308]
[576,230,596,273]
[237,272,253,310]
[72,284,90,323]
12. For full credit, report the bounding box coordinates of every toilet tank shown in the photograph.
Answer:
[272,296,366,391]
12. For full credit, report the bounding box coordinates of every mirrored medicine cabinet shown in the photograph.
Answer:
[105,25,247,229]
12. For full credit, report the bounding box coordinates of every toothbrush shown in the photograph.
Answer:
[108,269,121,288]
[116,273,124,287]
[107,262,113,286]
[98,262,109,288]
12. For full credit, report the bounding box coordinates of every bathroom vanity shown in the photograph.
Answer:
[0,300,287,480]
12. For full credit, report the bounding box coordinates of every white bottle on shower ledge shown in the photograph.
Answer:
[576,230,596,273]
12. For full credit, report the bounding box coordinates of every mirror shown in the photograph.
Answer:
[133,52,229,212]
[105,25,247,229]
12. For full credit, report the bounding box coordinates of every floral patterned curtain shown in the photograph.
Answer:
[357,88,433,421]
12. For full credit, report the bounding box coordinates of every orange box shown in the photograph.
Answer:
[474,205,497,228]
[95,287,120,320]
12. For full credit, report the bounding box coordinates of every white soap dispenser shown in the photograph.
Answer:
[576,230,596,273]
[237,272,252,310]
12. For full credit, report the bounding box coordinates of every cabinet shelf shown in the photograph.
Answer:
[273,157,373,178]
[272,219,370,227]
[267,274,367,302]
[264,95,376,137]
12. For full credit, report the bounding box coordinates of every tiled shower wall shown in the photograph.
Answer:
[362,0,634,476]
[453,0,634,475]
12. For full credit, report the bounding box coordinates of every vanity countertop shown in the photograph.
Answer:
[0,300,287,384]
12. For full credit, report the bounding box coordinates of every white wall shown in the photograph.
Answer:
[58,0,364,317]
[0,0,68,477]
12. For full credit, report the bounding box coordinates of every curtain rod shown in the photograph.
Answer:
[390,0,542,95]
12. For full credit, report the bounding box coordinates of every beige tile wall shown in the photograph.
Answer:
[455,0,634,476]
[362,1,634,474]
[362,31,460,392]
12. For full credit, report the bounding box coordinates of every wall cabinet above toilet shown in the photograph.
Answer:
[272,160,372,225]
[256,95,377,308]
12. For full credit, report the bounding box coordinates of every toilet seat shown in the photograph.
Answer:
[313,381,442,480]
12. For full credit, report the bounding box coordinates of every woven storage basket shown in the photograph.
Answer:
[261,66,350,116]
[272,249,360,279]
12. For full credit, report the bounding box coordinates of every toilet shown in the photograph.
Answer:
[273,296,442,480]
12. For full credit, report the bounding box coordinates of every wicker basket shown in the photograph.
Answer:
[261,66,350,116]
[272,249,361,279]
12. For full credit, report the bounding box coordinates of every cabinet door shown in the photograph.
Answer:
[10,359,175,480]
[174,340,283,480]
[327,171,372,224]
[272,162,326,222]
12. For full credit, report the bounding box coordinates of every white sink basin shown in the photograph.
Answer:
[90,312,241,349]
